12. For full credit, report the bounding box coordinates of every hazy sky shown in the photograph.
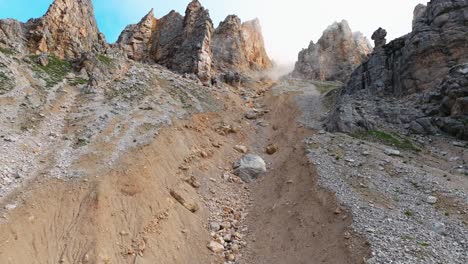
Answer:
[0,0,427,64]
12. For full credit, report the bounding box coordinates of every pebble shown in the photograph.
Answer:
[210,222,221,232]
[426,196,438,204]
[432,222,446,235]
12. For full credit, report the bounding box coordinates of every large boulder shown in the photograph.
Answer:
[292,20,371,83]
[233,154,267,183]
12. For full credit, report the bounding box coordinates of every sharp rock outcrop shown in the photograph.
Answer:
[116,1,271,83]
[326,0,468,139]
[292,20,372,83]
[117,0,214,82]
[0,0,106,58]
[117,9,157,61]
[212,16,272,73]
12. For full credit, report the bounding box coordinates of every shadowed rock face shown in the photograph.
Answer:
[212,16,272,72]
[326,0,468,139]
[0,0,106,58]
[292,20,372,83]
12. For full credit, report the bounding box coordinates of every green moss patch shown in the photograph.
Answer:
[353,130,420,152]
[69,77,88,86]
[97,54,113,66]
[0,47,16,56]
[0,72,14,95]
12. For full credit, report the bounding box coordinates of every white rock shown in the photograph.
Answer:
[207,241,224,253]
[426,196,438,204]
[233,154,267,183]
[234,145,248,154]
[432,222,446,235]
[384,148,401,157]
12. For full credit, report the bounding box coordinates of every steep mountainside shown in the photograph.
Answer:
[326,0,468,139]
[292,20,371,83]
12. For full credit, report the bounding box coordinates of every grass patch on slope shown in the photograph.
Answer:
[311,80,342,94]
[97,54,113,65]
[0,47,16,56]
[29,55,72,87]
[353,130,420,152]
[0,72,14,94]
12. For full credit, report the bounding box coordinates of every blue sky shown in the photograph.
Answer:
[0,0,427,64]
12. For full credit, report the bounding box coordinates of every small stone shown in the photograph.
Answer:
[384,149,401,157]
[452,141,465,147]
[426,196,438,204]
[231,244,240,253]
[245,110,258,120]
[234,145,248,153]
[207,241,224,253]
[266,144,278,155]
[344,232,351,239]
[209,222,221,232]
[226,254,236,261]
[432,222,446,235]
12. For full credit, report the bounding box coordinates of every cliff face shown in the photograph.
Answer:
[117,9,157,61]
[292,20,371,83]
[212,16,272,73]
[116,0,271,82]
[0,0,106,58]
[169,0,214,82]
[326,0,468,139]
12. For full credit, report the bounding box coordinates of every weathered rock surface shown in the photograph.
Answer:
[327,1,468,139]
[292,20,371,83]
[0,0,106,58]
[212,16,271,73]
[117,9,157,61]
[116,1,271,82]
[169,0,214,82]
[233,154,266,182]
[116,1,214,81]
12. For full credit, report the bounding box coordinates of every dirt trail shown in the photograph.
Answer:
[239,87,368,264]
[0,81,368,264]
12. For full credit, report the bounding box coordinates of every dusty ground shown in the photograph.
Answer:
[2,60,466,263]
[0,71,369,264]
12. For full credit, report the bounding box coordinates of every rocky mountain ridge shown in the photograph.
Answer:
[116,0,272,83]
[292,20,372,83]
[0,0,271,84]
[326,0,468,140]
[0,0,107,59]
